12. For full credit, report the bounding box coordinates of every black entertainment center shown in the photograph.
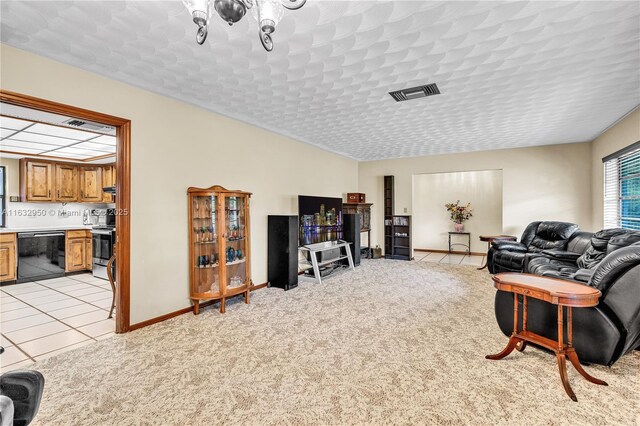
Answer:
[267,195,361,289]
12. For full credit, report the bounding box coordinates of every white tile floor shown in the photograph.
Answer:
[0,273,115,372]
[414,251,486,267]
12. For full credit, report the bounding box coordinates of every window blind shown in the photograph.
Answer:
[603,145,640,230]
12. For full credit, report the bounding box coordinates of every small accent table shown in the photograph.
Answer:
[486,273,608,402]
[448,232,470,254]
[477,235,517,270]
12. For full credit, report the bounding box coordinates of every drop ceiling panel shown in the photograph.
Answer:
[1,115,116,161]
[7,132,77,146]
[73,141,115,152]
[91,135,116,146]
[0,139,59,152]
[27,123,98,141]
[1,1,638,160]
[0,116,32,131]
[1,128,18,138]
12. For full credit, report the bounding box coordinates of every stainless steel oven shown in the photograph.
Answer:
[92,227,116,280]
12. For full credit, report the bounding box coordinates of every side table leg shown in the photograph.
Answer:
[477,241,490,270]
[566,349,608,386]
[487,293,521,360]
[486,335,522,360]
[556,353,577,402]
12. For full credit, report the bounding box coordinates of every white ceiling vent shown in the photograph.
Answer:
[63,118,113,133]
[389,83,440,102]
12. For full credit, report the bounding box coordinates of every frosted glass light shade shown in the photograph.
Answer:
[251,0,285,34]
[183,0,212,25]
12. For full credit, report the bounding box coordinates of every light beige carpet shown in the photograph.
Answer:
[20,260,640,425]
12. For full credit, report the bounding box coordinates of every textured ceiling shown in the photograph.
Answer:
[1,1,639,161]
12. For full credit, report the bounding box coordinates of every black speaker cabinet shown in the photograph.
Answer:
[343,213,361,266]
[268,215,299,290]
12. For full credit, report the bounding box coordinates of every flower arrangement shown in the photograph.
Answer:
[445,200,473,231]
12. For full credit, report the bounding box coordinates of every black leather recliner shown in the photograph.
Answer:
[487,221,580,273]
[0,370,45,426]
[526,228,636,282]
[494,231,640,366]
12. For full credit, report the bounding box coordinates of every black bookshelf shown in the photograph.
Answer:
[385,215,412,260]
[383,175,394,256]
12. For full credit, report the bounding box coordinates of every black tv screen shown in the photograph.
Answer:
[298,195,343,246]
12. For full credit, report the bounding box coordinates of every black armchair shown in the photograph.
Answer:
[0,370,45,426]
[488,221,580,273]
[494,236,640,366]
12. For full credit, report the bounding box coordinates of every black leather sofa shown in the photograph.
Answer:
[491,225,640,366]
[487,221,580,274]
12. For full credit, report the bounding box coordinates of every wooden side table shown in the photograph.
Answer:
[477,235,517,270]
[486,273,607,401]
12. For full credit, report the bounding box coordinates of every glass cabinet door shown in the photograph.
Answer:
[192,194,220,295]
[224,195,248,290]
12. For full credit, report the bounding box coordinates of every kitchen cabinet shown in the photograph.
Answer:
[85,237,93,270]
[21,160,53,201]
[102,165,116,202]
[79,166,103,202]
[55,164,78,202]
[0,233,17,282]
[20,159,115,203]
[66,230,92,272]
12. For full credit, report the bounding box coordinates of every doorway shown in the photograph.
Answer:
[1,90,131,334]
[412,169,503,260]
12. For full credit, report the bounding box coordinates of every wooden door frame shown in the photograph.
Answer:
[1,89,132,333]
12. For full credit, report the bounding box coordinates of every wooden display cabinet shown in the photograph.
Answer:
[188,185,252,314]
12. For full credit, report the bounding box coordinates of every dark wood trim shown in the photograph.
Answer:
[0,112,113,137]
[0,89,131,334]
[129,306,195,331]
[0,91,129,127]
[414,248,485,256]
[250,282,268,291]
[115,121,131,333]
[129,283,268,331]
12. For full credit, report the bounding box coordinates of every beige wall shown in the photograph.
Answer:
[591,108,640,229]
[413,170,503,253]
[0,45,358,324]
[359,142,593,251]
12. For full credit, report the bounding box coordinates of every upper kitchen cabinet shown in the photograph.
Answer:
[21,159,54,201]
[55,163,78,202]
[79,166,103,202]
[20,158,115,203]
[102,165,116,202]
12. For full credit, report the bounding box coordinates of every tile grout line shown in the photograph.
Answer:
[0,332,36,364]
[2,276,115,353]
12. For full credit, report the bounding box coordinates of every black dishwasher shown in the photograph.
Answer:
[17,232,66,283]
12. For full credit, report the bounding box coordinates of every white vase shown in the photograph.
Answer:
[454,223,464,232]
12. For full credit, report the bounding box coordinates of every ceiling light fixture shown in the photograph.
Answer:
[182,0,306,52]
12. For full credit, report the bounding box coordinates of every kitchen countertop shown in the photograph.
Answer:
[0,226,94,234]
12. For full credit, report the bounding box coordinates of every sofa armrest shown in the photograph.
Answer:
[491,241,527,252]
[540,250,582,262]
[591,242,640,293]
